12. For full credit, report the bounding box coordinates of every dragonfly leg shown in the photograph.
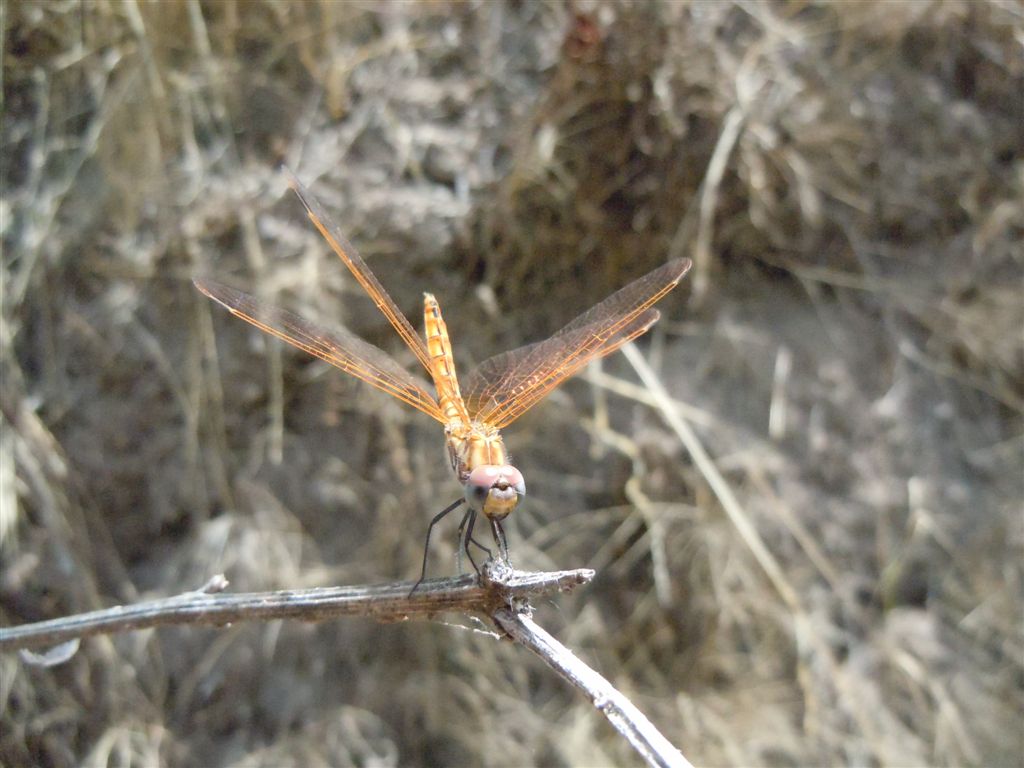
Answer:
[462,509,483,577]
[410,498,465,597]
[490,518,510,565]
[466,529,492,561]
[469,536,492,560]
[455,505,474,575]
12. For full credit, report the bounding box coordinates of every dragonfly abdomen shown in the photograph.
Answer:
[423,293,471,425]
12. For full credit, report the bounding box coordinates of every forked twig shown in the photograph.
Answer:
[1,564,694,768]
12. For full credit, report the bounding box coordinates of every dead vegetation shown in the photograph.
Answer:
[2,1,1022,766]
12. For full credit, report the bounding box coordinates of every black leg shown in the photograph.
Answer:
[490,518,510,565]
[469,536,492,559]
[468,530,492,560]
[463,509,482,576]
[409,498,464,596]
[454,505,475,575]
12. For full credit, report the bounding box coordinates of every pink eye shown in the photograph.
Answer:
[464,466,525,511]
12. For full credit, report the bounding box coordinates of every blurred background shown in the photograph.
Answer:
[2,1,1022,766]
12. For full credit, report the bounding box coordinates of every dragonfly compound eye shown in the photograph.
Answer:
[465,465,525,519]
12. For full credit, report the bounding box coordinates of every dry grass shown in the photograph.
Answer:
[3,1,1022,766]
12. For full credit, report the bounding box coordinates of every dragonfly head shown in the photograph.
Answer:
[465,465,525,520]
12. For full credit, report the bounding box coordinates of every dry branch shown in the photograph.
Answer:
[1,563,696,768]
[0,567,592,652]
[493,607,694,768]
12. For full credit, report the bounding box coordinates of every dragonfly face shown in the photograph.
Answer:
[464,464,526,520]
[195,170,691,574]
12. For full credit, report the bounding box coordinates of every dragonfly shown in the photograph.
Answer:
[195,172,691,585]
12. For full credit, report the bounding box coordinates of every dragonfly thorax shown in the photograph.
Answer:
[445,420,506,478]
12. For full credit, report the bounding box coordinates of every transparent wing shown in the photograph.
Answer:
[195,279,445,423]
[286,170,434,374]
[462,258,691,429]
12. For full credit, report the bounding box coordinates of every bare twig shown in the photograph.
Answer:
[2,563,696,768]
[0,567,593,653]
[492,606,694,768]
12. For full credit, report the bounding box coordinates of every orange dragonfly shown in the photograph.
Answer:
[195,172,691,582]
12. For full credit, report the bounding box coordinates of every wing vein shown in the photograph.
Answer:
[286,171,434,374]
[463,259,691,428]
[195,279,444,423]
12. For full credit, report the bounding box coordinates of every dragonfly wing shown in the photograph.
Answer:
[464,310,662,429]
[462,258,691,429]
[286,170,434,374]
[195,279,445,423]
